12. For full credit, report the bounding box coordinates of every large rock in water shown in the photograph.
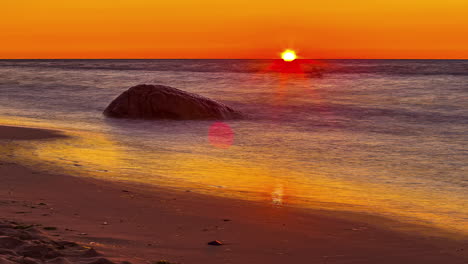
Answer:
[104,84,242,120]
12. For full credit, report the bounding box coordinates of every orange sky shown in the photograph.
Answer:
[1,0,468,59]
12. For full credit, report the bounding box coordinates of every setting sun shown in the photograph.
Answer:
[281,50,297,62]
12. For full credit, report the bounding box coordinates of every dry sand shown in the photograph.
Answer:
[0,125,466,264]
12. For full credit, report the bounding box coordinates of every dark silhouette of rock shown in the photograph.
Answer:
[104,84,242,120]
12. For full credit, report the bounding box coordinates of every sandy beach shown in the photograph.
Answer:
[0,124,467,264]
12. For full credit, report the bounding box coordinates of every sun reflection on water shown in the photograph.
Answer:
[271,184,284,205]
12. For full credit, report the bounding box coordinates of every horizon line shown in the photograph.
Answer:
[0,58,467,60]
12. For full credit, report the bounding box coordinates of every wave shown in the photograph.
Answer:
[0,59,467,76]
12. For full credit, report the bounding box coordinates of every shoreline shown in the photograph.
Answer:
[0,125,467,263]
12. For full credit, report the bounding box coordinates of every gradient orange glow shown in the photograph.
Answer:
[1,0,468,59]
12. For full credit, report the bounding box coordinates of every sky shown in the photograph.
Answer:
[1,0,468,59]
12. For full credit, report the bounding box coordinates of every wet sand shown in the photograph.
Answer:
[0,125,66,140]
[0,125,466,264]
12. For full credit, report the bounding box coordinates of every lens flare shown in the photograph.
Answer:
[281,50,297,62]
[208,122,234,149]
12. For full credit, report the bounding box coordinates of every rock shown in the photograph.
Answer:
[0,229,18,237]
[46,257,73,264]
[0,221,132,264]
[80,248,101,258]
[16,231,37,240]
[13,225,34,230]
[19,257,41,264]
[85,258,115,264]
[18,244,62,259]
[0,236,24,249]
[0,224,15,229]
[104,84,242,120]
[0,248,18,256]
[0,257,16,264]
[207,240,223,246]
[54,241,79,248]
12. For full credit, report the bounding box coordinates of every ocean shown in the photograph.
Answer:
[0,59,466,234]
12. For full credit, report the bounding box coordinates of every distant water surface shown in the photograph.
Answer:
[0,59,467,234]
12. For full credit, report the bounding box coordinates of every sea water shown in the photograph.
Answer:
[0,59,466,234]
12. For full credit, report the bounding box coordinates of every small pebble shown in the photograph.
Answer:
[207,240,223,246]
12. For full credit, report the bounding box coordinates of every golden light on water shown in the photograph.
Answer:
[1,116,468,235]
[281,50,297,62]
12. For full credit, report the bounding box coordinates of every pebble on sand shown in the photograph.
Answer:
[207,240,223,246]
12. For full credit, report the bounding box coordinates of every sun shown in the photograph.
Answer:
[281,50,297,62]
